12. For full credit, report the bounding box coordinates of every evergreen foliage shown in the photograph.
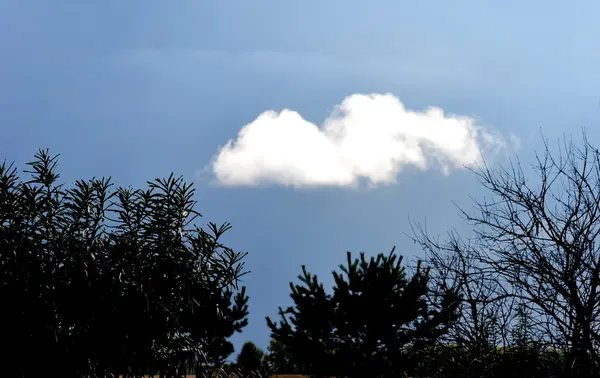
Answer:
[266,248,461,377]
[0,150,249,377]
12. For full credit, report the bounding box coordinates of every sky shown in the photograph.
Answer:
[2,0,600,354]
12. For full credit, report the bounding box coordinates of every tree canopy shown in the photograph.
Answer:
[265,339,298,375]
[10,133,600,378]
[0,150,249,378]
[235,341,266,377]
[266,248,461,377]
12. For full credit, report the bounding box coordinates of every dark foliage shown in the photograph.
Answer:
[266,248,461,377]
[235,341,266,377]
[0,150,249,377]
[265,339,298,375]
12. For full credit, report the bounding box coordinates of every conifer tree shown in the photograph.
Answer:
[235,341,266,377]
[267,248,460,377]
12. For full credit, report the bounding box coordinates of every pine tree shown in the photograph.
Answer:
[235,341,266,377]
[265,339,298,375]
[266,248,460,377]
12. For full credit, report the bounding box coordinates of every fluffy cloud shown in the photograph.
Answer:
[210,93,514,188]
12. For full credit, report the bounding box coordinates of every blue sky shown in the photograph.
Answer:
[2,0,600,353]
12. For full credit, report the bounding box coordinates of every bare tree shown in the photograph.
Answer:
[415,132,600,377]
[412,226,516,377]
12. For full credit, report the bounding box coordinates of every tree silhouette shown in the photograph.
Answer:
[266,248,460,377]
[265,339,298,375]
[414,132,600,377]
[0,150,249,377]
[235,341,266,377]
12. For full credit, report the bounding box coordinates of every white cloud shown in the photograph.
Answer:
[210,93,515,188]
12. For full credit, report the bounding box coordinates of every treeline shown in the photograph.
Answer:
[3,133,600,377]
[238,340,568,377]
